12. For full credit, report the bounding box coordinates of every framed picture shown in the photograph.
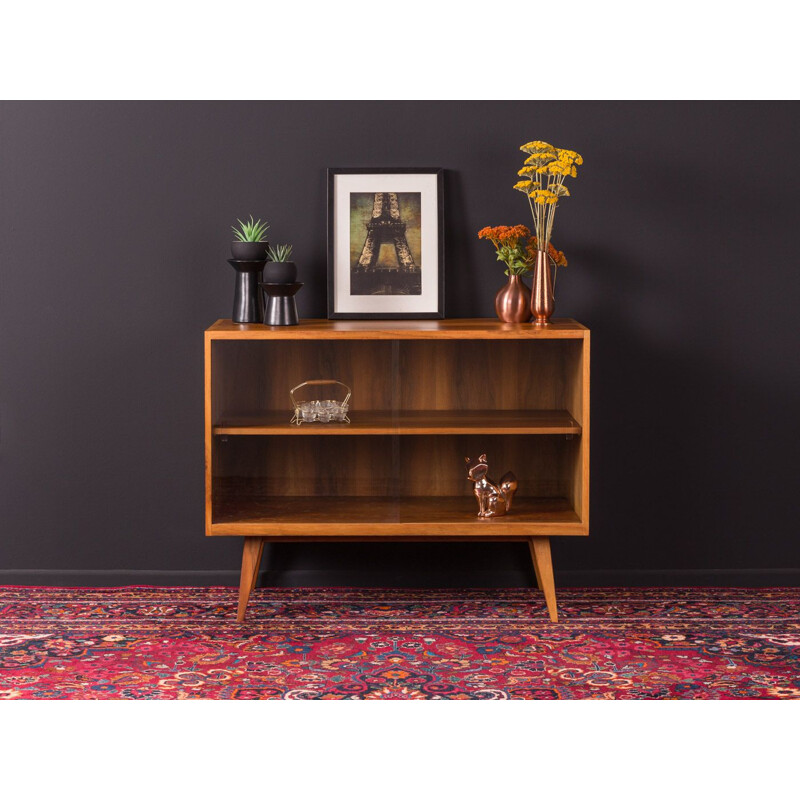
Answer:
[327,167,444,319]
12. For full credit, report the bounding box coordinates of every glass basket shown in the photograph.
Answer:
[289,379,351,425]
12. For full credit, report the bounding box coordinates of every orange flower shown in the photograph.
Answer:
[478,224,535,275]
[478,224,531,248]
[527,236,568,268]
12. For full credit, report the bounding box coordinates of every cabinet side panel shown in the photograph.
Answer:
[579,334,590,526]
[205,335,213,532]
[563,339,584,426]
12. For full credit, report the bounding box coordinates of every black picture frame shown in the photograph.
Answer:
[327,167,445,319]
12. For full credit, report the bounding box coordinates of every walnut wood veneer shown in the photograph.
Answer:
[205,318,590,622]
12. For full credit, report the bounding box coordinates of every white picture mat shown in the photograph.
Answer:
[333,173,439,314]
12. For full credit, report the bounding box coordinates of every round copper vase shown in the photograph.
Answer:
[495,274,532,323]
[531,249,555,326]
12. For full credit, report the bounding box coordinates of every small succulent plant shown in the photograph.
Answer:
[232,215,270,242]
[266,243,293,262]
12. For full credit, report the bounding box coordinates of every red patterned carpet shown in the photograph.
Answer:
[0,586,798,699]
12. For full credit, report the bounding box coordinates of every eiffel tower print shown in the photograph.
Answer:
[351,192,421,295]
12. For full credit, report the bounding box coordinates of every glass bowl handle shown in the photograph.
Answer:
[289,380,352,410]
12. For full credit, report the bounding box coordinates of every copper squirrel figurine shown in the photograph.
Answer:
[465,454,518,517]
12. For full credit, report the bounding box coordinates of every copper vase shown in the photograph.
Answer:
[495,274,532,323]
[531,249,554,326]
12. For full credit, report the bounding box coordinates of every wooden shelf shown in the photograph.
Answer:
[210,491,582,537]
[207,317,588,340]
[213,409,581,436]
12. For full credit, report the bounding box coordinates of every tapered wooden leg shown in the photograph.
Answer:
[529,537,558,622]
[249,539,265,595]
[237,537,264,623]
[527,540,543,590]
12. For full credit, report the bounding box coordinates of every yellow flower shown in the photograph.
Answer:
[520,140,556,154]
[556,148,584,167]
[531,189,558,205]
[548,160,578,178]
[524,154,557,169]
[517,143,582,210]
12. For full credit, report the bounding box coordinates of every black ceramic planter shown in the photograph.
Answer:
[228,259,265,323]
[231,241,269,261]
[260,282,303,326]
[263,261,297,284]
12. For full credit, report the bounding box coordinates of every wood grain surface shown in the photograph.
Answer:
[207,318,588,340]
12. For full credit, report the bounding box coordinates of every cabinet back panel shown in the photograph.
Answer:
[212,341,394,420]
[399,435,578,498]
[214,436,395,496]
[213,435,578,501]
[398,340,581,412]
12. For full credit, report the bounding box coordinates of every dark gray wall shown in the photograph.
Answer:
[1,101,798,586]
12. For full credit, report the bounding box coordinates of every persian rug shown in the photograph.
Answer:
[0,586,798,699]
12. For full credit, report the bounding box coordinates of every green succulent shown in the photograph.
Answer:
[266,243,293,262]
[232,215,270,242]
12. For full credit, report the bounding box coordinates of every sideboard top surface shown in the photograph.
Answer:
[206,318,589,340]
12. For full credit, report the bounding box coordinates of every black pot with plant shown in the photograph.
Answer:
[263,243,297,283]
[231,215,270,260]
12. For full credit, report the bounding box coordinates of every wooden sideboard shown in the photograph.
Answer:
[204,318,590,622]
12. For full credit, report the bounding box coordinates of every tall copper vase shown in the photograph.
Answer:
[531,249,555,326]
[495,274,532,323]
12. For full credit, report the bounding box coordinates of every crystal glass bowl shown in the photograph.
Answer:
[290,380,351,425]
